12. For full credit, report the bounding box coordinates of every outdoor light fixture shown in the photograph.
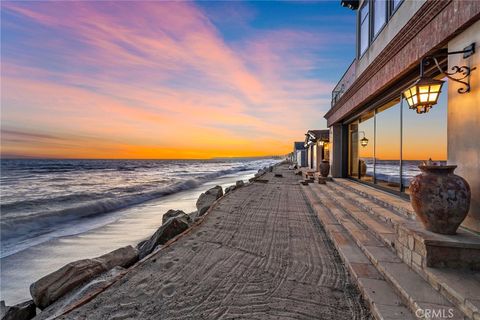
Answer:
[360,137,369,147]
[359,131,368,147]
[318,139,328,147]
[341,0,359,10]
[403,77,444,114]
[404,43,476,114]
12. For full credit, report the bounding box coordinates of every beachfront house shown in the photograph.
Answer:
[293,141,307,167]
[327,0,479,233]
[304,130,330,171]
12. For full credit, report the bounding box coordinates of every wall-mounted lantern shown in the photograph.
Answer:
[360,137,369,147]
[403,77,444,114]
[359,131,368,147]
[318,139,329,147]
[404,43,476,114]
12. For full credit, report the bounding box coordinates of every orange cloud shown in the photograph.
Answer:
[1,2,346,159]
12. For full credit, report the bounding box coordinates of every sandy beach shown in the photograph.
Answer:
[39,163,370,320]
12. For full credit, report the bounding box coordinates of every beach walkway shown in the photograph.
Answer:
[58,164,371,319]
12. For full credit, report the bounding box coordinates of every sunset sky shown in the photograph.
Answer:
[1,1,356,159]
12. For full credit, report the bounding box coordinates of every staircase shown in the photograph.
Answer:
[302,178,480,320]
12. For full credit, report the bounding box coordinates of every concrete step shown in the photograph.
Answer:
[333,179,416,220]
[329,181,408,229]
[315,182,480,319]
[331,180,480,271]
[320,182,397,251]
[304,183,469,319]
[302,186,415,320]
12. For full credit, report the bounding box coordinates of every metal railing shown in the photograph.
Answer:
[331,59,356,108]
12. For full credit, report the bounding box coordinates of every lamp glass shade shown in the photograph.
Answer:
[403,77,444,114]
[360,137,368,147]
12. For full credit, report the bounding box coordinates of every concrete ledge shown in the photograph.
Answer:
[395,222,480,270]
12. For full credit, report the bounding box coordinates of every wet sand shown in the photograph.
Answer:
[52,164,371,319]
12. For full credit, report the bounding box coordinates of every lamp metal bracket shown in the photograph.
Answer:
[423,42,476,94]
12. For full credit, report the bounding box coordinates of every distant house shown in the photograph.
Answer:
[304,130,329,171]
[293,141,307,167]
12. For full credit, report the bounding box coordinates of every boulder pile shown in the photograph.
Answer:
[9,184,230,319]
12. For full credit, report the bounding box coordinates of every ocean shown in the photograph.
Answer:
[360,158,447,186]
[0,158,280,304]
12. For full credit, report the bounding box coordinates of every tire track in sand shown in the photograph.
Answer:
[55,164,371,320]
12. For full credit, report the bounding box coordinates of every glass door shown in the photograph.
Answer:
[375,99,401,191]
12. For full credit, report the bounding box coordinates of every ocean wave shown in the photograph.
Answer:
[0,165,253,243]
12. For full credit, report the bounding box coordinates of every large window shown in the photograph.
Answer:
[392,0,402,12]
[358,0,404,57]
[375,99,401,191]
[402,79,448,193]
[347,79,448,194]
[359,2,369,55]
[373,0,387,36]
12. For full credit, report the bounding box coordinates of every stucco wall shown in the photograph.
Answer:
[447,20,480,233]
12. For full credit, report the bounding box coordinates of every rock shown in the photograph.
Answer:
[1,301,5,318]
[30,246,138,309]
[162,209,191,225]
[196,186,223,216]
[138,216,190,259]
[136,239,147,250]
[1,300,36,320]
[274,173,283,178]
[188,211,199,221]
[37,267,127,319]
[225,185,236,194]
[268,166,273,172]
[235,180,244,187]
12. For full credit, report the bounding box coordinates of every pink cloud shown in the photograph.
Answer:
[2,1,343,158]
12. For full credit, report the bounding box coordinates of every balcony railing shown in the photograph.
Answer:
[331,59,356,108]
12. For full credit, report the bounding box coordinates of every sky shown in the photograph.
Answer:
[1,1,356,159]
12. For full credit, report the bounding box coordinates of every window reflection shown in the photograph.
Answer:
[349,110,374,182]
[346,79,447,195]
[373,0,387,36]
[375,99,401,191]
[392,0,402,11]
[359,2,369,55]
[402,79,448,193]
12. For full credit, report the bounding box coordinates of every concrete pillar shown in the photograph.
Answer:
[447,20,480,233]
[330,123,348,178]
